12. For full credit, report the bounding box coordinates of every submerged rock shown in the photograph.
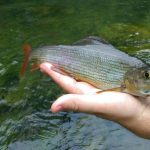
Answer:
[135,49,150,65]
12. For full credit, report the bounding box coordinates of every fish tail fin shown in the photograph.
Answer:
[20,44,32,78]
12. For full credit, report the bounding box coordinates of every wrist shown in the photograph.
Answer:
[120,97,150,139]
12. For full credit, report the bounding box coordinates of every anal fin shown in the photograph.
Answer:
[31,63,40,72]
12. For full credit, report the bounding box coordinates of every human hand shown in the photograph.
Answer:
[40,62,150,139]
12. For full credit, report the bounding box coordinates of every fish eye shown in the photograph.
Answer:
[144,71,150,79]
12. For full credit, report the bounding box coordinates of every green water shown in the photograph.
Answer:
[0,0,150,149]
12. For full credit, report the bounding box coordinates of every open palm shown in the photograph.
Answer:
[40,62,150,138]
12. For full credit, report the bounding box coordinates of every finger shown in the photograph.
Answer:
[40,62,99,94]
[51,92,126,113]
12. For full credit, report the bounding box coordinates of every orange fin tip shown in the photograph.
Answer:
[20,43,32,77]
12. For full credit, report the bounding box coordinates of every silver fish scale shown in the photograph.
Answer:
[31,44,144,89]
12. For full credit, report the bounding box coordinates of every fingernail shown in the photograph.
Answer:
[43,63,52,69]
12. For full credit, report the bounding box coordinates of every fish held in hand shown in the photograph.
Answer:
[20,36,150,97]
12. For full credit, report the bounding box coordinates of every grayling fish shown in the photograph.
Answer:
[20,36,150,97]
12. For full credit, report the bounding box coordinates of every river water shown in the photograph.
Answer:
[0,0,150,149]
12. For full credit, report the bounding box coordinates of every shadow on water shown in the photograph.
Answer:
[0,0,150,149]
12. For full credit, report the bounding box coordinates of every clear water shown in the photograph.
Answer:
[0,0,150,149]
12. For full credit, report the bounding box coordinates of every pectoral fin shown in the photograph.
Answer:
[96,87,122,94]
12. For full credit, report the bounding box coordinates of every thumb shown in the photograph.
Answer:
[51,94,101,113]
[51,92,125,115]
[51,92,139,121]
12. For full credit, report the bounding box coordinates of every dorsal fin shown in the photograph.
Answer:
[72,36,109,45]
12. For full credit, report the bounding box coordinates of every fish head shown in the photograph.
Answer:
[124,66,150,97]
